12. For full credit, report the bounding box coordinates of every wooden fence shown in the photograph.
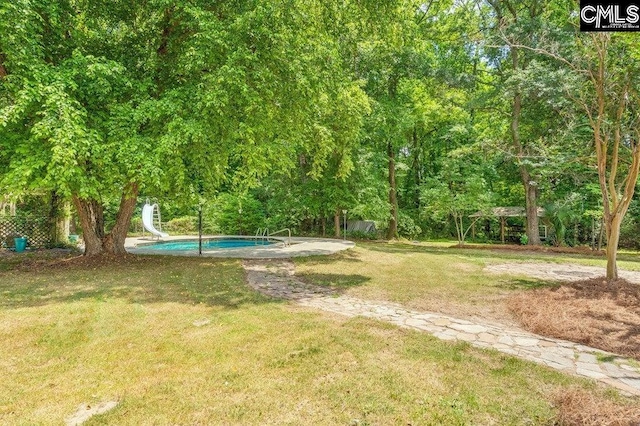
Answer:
[0,216,51,249]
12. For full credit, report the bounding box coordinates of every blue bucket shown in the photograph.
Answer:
[14,237,27,253]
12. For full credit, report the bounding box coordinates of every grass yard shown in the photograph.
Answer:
[0,250,638,424]
[295,242,535,324]
[295,241,640,324]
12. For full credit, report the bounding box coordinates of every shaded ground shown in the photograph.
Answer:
[1,252,597,425]
[3,248,640,425]
[0,248,80,272]
[508,278,640,360]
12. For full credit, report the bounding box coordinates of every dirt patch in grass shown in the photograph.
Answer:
[0,248,81,271]
[0,250,165,273]
[508,278,640,359]
[455,243,605,256]
[554,388,640,425]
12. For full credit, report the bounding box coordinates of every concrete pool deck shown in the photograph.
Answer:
[125,235,355,258]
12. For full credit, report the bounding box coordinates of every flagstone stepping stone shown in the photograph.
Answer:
[66,400,118,426]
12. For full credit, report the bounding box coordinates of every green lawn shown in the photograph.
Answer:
[295,241,640,323]
[0,251,636,424]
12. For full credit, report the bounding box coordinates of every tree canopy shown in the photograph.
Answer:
[2,0,640,280]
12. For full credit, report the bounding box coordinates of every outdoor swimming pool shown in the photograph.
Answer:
[139,238,275,251]
[126,236,354,258]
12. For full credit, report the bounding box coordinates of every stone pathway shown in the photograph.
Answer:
[243,259,640,397]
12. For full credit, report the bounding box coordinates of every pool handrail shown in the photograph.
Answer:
[269,228,291,246]
[254,227,270,244]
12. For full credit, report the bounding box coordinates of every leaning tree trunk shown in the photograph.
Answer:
[387,141,399,240]
[103,182,139,254]
[73,182,139,256]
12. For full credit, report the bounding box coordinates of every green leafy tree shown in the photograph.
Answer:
[421,147,494,244]
[0,0,379,255]
[214,193,265,235]
[505,18,640,279]
[482,0,571,246]
[575,34,640,280]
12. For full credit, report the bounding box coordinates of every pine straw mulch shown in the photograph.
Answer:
[554,388,640,426]
[508,277,640,360]
[453,243,606,256]
[507,279,640,425]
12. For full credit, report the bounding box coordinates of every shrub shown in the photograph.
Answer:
[164,216,197,234]
[2,233,21,249]
[215,194,266,235]
[347,230,377,240]
[129,217,143,233]
[619,217,640,249]
[398,212,422,239]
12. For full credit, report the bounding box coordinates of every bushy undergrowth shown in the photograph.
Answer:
[163,216,197,234]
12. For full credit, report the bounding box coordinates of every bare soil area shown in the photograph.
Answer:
[455,243,605,256]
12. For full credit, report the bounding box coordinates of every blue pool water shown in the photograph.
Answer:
[142,238,274,251]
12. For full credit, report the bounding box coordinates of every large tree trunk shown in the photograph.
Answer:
[387,141,399,240]
[510,46,540,246]
[521,168,541,245]
[334,209,341,238]
[73,182,139,256]
[605,215,622,280]
[103,182,139,254]
[73,196,106,255]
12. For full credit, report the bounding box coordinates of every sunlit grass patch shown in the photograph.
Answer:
[296,241,640,323]
[296,244,518,322]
